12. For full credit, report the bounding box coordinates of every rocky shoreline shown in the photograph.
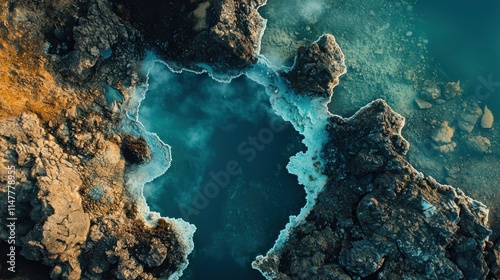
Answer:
[0,0,195,279]
[250,36,500,279]
[0,0,498,279]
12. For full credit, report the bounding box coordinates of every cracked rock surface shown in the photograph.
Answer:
[253,100,493,279]
[113,0,267,76]
[283,34,347,98]
[0,0,191,279]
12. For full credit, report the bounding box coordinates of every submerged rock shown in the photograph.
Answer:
[444,81,463,99]
[432,121,454,144]
[481,105,494,129]
[283,34,347,98]
[458,101,483,133]
[415,98,432,109]
[466,135,492,154]
[432,121,457,153]
[421,84,441,101]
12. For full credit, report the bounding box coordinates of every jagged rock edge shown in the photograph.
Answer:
[120,55,196,280]
[246,42,492,279]
[245,56,337,274]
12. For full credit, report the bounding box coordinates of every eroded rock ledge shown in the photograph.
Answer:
[254,100,494,279]
[112,0,267,76]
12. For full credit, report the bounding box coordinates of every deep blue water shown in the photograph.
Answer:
[139,63,305,279]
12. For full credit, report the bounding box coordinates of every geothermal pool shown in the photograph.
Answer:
[139,61,306,279]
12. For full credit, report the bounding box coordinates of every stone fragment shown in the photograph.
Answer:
[415,98,432,109]
[466,135,491,153]
[481,105,494,129]
[444,81,463,99]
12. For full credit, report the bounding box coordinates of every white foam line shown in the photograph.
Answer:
[246,58,337,277]
[119,54,196,280]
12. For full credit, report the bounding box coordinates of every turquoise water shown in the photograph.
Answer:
[139,62,305,279]
[415,0,500,115]
[139,0,500,278]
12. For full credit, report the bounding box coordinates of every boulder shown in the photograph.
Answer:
[466,135,491,153]
[481,105,494,129]
[283,34,347,98]
[444,81,463,99]
[458,101,483,133]
[121,134,151,164]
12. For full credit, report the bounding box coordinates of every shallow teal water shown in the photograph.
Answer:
[416,0,500,116]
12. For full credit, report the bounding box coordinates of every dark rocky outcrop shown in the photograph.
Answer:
[486,240,500,279]
[60,0,143,83]
[121,134,151,164]
[283,34,347,98]
[112,0,267,76]
[253,100,493,279]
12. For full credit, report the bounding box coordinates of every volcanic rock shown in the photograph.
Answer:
[283,34,347,98]
[253,100,492,279]
[113,0,267,76]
